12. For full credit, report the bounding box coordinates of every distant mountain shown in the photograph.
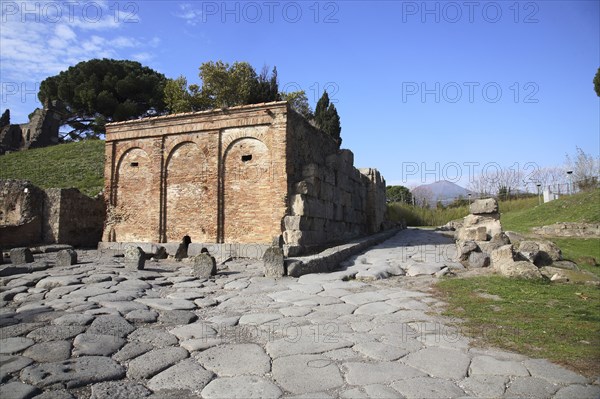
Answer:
[412,180,472,206]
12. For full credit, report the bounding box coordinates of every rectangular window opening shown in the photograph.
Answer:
[130,162,139,167]
[241,154,252,162]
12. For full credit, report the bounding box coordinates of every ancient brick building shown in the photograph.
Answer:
[102,101,386,256]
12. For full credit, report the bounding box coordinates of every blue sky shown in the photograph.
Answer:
[1,0,599,189]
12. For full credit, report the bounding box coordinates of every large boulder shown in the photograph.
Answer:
[496,260,543,280]
[457,226,487,241]
[461,214,502,240]
[517,240,562,267]
[456,240,478,261]
[470,198,498,215]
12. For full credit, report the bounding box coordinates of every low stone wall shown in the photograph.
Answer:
[285,229,400,277]
[532,223,600,238]
[0,180,105,249]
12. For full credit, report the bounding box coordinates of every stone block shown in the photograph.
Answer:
[191,254,217,278]
[321,183,334,202]
[263,247,285,278]
[56,249,77,267]
[490,244,516,267]
[517,240,562,267]
[10,248,34,264]
[456,240,478,261]
[294,181,319,197]
[458,226,488,241]
[496,260,542,280]
[124,246,145,270]
[283,216,313,231]
[302,163,320,179]
[468,252,490,268]
[323,169,336,185]
[470,198,499,214]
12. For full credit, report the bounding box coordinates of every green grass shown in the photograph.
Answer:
[501,189,600,233]
[0,140,105,196]
[387,196,540,227]
[435,276,600,376]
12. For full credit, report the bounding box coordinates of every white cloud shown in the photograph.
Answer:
[174,3,202,26]
[0,1,157,121]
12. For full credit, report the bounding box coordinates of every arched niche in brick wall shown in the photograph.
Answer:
[222,137,277,243]
[113,147,158,242]
[165,141,216,242]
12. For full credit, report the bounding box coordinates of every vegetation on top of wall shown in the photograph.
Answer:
[0,140,105,197]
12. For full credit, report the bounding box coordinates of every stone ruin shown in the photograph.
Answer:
[454,198,599,283]
[0,101,62,155]
[0,179,105,249]
[101,101,388,258]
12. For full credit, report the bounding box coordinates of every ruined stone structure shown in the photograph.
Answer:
[102,101,386,256]
[0,180,105,248]
[0,102,61,155]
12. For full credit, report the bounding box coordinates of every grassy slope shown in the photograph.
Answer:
[501,189,600,233]
[437,189,600,375]
[0,140,105,197]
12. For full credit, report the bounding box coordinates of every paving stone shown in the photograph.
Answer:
[169,322,217,341]
[128,327,179,347]
[126,309,158,323]
[0,337,35,354]
[279,307,312,317]
[22,340,72,362]
[136,298,196,311]
[0,355,34,382]
[402,347,471,380]
[469,355,530,376]
[52,313,95,326]
[272,354,342,394]
[157,310,197,325]
[201,375,282,399]
[352,341,409,361]
[25,325,85,342]
[166,291,205,300]
[89,291,141,302]
[98,300,149,314]
[206,315,240,327]
[195,344,271,376]
[116,279,152,290]
[0,381,39,399]
[266,334,353,358]
[126,347,189,379]
[353,302,398,315]
[20,356,125,388]
[523,358,588,384]
[238,313,282,325]
[391,376,466,398]
[87,315,135,337]
[147,358,214,392]
[553,384,600,399]
[458,375,509,398]
[35,276,81,289]
[90,381,152,399]
[343,362,426,385]
[340,384,404,398]
[112,341,154,362]
[31,390,75,399]
[180,338,223,351]
[286,393,334,399]
[504,376,560,397]
[72,333,126,356]
[194,297,218,308]
[340,292,388,306]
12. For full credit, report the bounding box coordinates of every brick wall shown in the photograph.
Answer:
[103,102,387,254]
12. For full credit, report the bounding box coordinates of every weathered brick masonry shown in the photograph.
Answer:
[103,101,386,256]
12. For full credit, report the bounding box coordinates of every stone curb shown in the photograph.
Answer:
[285,228,402,277]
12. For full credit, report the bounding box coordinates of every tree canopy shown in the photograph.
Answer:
[594,67,600,97]
[164,61,279,113]
[38,58,167,140]
[280,90,313,120]
[314,91,342,147]
[386,185,412,204]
